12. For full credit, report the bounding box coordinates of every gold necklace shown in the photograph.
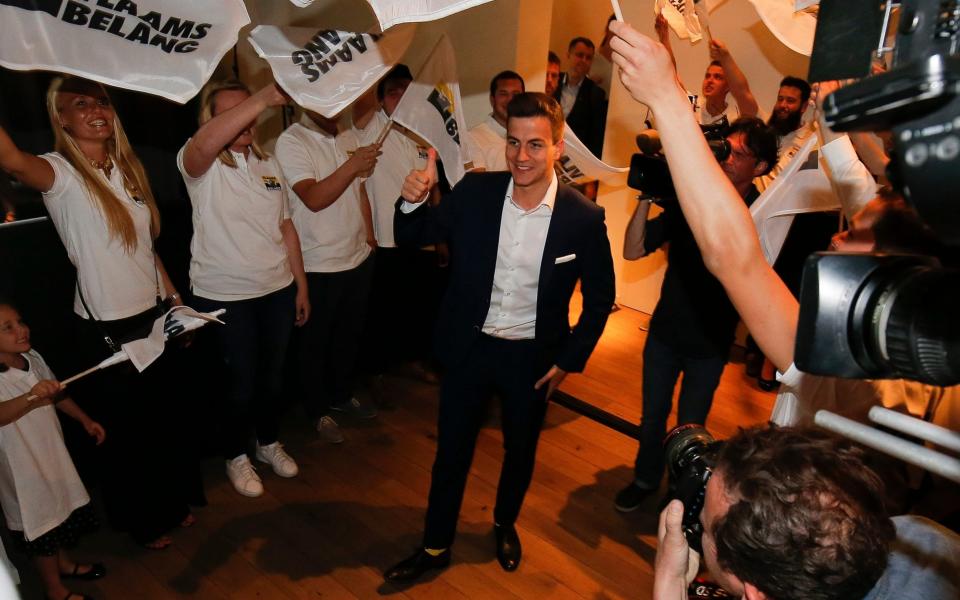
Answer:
[89,155,114,178]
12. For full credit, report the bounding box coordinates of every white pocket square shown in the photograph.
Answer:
[554,253,577,264]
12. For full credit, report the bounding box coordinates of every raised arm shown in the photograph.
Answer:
[708,39,759,118]
[0,124,55,192]
[181,84,287,179]
[289,143,380,212]
[610,21,797,373]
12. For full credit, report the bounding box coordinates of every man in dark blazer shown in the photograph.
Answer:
[553,37,608,158]
[385,93,615,583]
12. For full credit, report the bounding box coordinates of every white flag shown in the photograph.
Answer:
[364,0,493,31]
[750,131,840,265]
[747,0,817,55]
[0,0,249,103]
[122,306,224,372]
[391,35,471,187]
[655,0,703,42]
[556,126,628,185]
[288,0,315,6]
[249,24,415,119]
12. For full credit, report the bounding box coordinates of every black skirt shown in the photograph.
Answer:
[8,504,98,557]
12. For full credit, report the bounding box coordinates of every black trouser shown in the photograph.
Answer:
[70,307,195,545]
[423,334,551,549]
[634,331,726,486]
[297,256,374,418]
[365,246,447,374]
[192,284,295,459]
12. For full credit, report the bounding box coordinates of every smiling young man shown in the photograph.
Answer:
[385,92,615,583]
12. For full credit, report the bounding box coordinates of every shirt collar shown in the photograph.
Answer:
[504,171,558,214]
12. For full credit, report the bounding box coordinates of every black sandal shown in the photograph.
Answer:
[61,562,106,581]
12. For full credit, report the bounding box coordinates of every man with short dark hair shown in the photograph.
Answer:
[756,75,815,191]
[469,70,525,172]
[553,37,608,157]
[615,117,778,513]
[384,92,615,583]
[655,14,758,127]
[545,51,561,97]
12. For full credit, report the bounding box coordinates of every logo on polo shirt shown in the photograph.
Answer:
[262,176,282,191]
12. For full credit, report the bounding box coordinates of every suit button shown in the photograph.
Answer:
[473,325,480,332]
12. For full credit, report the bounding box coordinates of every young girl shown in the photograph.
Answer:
[0,300,106,600]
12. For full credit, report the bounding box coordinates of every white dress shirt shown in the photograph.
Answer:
[561,77,581,117]
[401,173,558,339]
[483,174,558,339]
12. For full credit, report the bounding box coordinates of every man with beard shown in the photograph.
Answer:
[757,76,812,191]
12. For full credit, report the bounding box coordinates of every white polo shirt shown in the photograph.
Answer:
[469,114,509,173]
[177,143,293,302]
[41,152,164,320]
[351,109,427,248]
[275,117,371,273]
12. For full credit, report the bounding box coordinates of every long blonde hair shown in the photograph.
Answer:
[46,77,160,252]
[198,80,267,168]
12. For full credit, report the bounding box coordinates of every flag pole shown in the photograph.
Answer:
[375,118,394,145]
[610,0,624,21]
[24,351,129,402]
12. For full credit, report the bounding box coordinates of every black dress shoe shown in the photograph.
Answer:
[384,548,451,582]
[494,524,521,571]
[61,562,106,581]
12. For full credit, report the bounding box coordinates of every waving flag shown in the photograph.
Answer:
[655,0,703,42]
[391,35,472,187]
[249,24,415,118]
[556,127,628,185]
[750,130,840,264]
[364,0,493,31]
[0,0,249,103]
[747,0,818,55]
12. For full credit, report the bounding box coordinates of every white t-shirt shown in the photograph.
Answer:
[695,97,740,127]
[275,118,371,273]
[0,351,89,541]
[351,110,427,248]
[41,153,163,321]
[178,143,293,301]
[469,114,509,173]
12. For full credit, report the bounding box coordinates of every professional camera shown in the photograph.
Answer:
[627,122,731,201]
[663,424,721,554]
[796,0,960,385]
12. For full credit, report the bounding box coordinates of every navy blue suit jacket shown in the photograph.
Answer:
[394,171,615,373]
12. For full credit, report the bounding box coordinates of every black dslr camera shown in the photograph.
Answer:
[627,121,731,201]
[796,0,960,385]
[663,424,721,554]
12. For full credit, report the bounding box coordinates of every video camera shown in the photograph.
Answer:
[796,0,960,385]
[627,121,731,201]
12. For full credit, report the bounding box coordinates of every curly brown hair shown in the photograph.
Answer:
[712,426,895,600]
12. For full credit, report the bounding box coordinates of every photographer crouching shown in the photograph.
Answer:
[607,20,960,600]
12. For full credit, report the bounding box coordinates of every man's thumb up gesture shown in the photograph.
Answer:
[401,148,439,203]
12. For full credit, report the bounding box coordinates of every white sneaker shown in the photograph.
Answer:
[226,454,263,497]
[255,441,299,478]
[316,415,344,444]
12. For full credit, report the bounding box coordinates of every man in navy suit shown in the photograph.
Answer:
[385,92,615,582]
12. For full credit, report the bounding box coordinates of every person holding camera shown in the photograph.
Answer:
[615,118,778,512]
[608,20,960,600]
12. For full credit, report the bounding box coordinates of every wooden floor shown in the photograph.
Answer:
[12,306,775,600]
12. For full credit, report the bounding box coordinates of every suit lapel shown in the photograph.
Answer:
[538,189,566,293]
[478,174,509,291]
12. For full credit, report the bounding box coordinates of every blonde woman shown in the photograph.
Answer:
[178,81,310,498]
[0,76,196,551]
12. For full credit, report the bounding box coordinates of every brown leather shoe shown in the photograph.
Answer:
[384,548,451,582]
